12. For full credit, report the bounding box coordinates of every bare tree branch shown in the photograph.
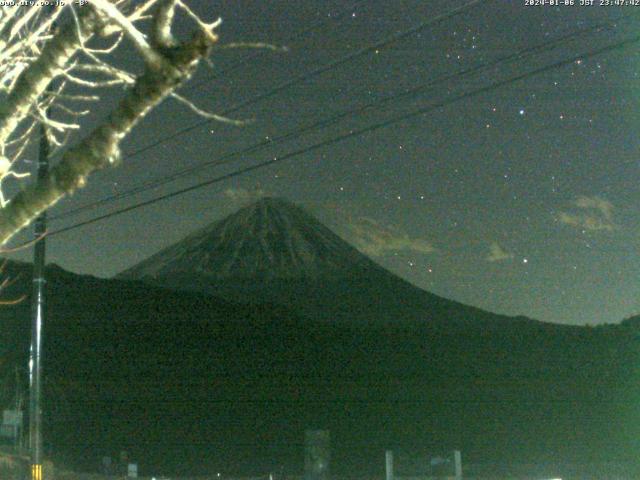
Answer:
[170,92,248,125]
[0,7,101,148]
[0,9,219,245]
[90,0,165,68]
[0,0,257,246]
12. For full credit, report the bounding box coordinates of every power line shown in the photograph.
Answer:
[42,34,640,240]
[183,0,370,92]
[50,17,623,221]
[100,0,488,162]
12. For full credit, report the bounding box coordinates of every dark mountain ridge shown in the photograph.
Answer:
[119,197,376,280]
[0,200,637,477]
[119,197,547,331]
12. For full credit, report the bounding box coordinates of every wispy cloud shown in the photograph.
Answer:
[486,241,514,262]
[223,187,267,206]
[344,217,435,257]
[558,195,616,232]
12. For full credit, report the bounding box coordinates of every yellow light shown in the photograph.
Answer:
[31,463,42,480]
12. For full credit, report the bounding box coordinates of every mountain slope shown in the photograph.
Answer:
[120,197,378,280]
[0,262,637,477]
[2,199,638,477]
[119,197,541,329]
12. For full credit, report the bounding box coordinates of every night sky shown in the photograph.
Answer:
[8,0,640,326]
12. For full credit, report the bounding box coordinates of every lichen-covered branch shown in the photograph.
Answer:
[0,1,159,167]
[0,7,100,147]
[0,23,217,245]
[0,0,234,246]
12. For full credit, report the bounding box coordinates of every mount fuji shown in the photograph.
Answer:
[120,196,378,280]
[119,197,537,328]
[110,198,640,475]
[0,198,636,476]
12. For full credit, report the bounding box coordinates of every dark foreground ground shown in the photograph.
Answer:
[2,448,639,480]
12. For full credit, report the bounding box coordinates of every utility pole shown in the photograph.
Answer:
[453,450,462,480]
[15,367,24,454]
[28,8,56,480]
[28,94,50,480]
[385,450,394,480]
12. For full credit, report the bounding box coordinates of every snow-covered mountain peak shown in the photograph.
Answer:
[119,197,377,281]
